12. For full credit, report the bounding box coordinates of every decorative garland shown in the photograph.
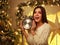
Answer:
[16,0,60,20]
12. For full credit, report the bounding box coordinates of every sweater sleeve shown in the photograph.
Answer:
[27,33,34,45]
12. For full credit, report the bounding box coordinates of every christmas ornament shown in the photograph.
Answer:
[23,18,32,30]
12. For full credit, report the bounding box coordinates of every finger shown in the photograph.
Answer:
[20,20,23,25]
[19,20,23,28]
[32,20,35,24]
[33,20,36,26]
[33,20,36,24]
[31,20,36,29]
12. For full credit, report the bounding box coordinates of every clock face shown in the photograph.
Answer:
[23,18,32,30]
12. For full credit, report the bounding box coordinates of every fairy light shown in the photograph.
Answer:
[16,7,19,10]
[2,10,5,13]
[17,10,20,12]
[51,4,54,7]
[41,4,45,7]
[0,1,1,2]
[41,1,45,7]
[14,31,19,35]
[57,3,59,6]
[7,21,12,26]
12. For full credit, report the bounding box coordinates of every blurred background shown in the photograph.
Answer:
[0,0,60,45]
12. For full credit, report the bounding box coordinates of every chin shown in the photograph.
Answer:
[35,20,40,23]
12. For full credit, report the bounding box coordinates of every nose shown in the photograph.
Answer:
[35,12,39,16]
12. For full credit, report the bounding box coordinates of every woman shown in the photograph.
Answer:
[20,6,51,45]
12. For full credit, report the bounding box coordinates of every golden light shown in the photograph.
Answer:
[23,6,34,16]
[51,4,54,7]
[12,39,15,42]
[35,1,37,5]
[17,10,20,13]
[47,11,60,45]
[41,4,45,7]
[57,4,59,7]
[57,12,60,23]
[48,32,60,45]
[0,1,1,2]
[2,10,5,13]
[47,14,56,23]
[28,11,33,16]
[27,5,30,7]
[7,21,12,26]
[41,1,45,7]
[16,7,19,10]
[14,31,19,35]
[17,29,21,31]
[1,31,4,33]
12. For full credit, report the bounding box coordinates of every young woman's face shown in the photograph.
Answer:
[33,8,42,23]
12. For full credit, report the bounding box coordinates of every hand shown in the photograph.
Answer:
[31,20,36,30]
[19,20,25,31]
[30,20,36,35]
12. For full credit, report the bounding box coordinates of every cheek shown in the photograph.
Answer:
[39,15,42,20]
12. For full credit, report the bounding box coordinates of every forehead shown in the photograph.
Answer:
[35,8,41,12]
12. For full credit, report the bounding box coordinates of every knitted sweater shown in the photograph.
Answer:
[27,23,51,45]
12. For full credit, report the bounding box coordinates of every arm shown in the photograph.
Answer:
[21,28,28,39]
[19,20,36,45]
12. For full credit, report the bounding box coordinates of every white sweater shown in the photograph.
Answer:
[27,23,51,45]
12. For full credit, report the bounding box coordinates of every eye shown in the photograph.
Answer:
[38,11,42,14]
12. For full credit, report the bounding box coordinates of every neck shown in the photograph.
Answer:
[36,22,43,28]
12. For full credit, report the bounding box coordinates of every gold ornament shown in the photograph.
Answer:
[14,31,19,35]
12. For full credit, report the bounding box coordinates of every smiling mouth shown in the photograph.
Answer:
[35,17,39,19]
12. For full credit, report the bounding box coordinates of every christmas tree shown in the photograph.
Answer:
[0,0,18,45]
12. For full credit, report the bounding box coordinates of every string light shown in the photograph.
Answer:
[27,5,30,7]
[16,7,19,10]
[51,4,54,7]
[57,3,60,6]
[41,1,45,7]
[7,21,12,26]
[0,1,1,2]
[17,10,20,12]
[41,4,45,7]
[14,31,19,35]
[12,39,15,42]
[2,10,5,13]
[1,31,4,33]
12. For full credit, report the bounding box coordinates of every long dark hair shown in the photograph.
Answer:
[33,6,48,23]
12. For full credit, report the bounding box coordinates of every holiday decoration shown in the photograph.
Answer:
[23,17,32,30]
[0,0,19,45]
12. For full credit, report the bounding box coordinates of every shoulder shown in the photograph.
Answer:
[43,23,51,33]
[44,23,51,29]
